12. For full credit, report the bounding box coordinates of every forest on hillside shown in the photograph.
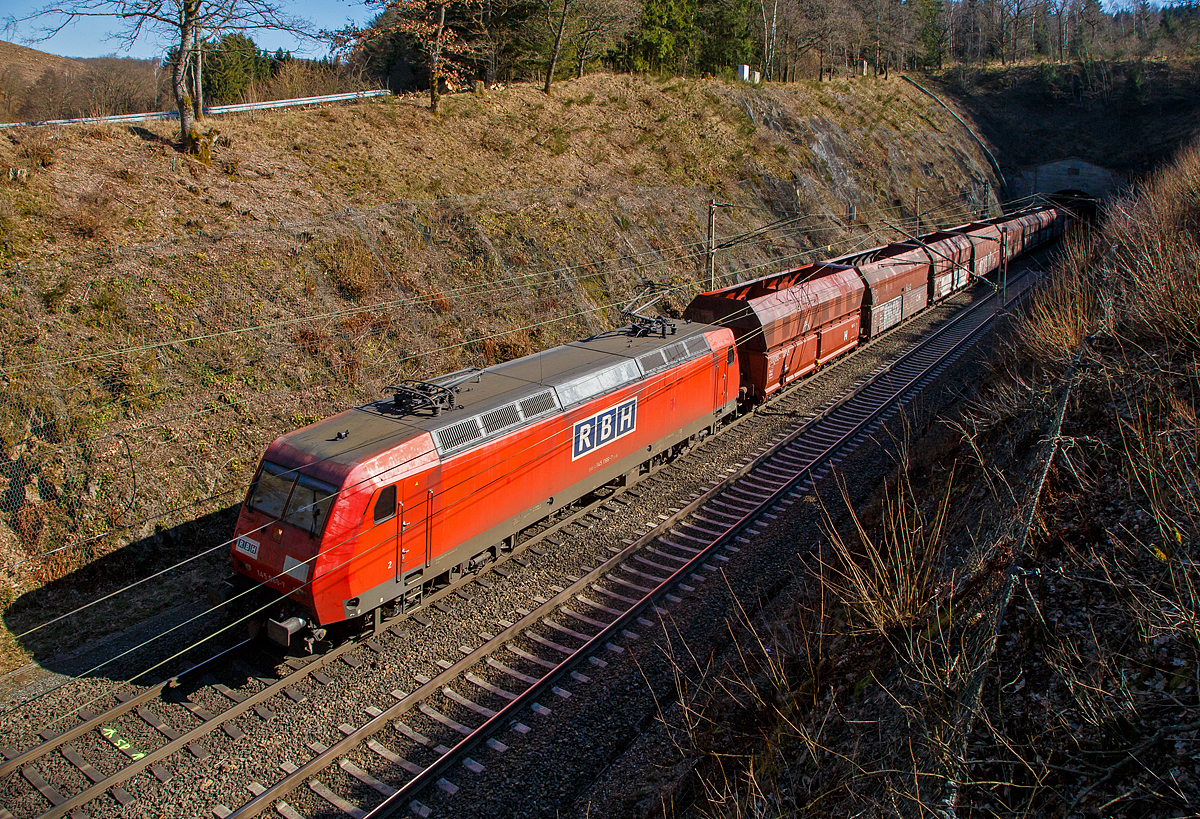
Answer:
[357,0,1200,91]
[3,0,1200,124]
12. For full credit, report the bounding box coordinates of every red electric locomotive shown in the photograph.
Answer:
[231,319,738,647]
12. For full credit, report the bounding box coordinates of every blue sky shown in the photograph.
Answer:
[3,0,376,60]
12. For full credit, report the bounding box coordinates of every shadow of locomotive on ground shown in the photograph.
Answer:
[2,504,275,685]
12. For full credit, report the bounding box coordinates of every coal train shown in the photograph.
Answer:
[229,205,1069,648]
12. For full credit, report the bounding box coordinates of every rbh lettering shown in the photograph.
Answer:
[572,397,638,460]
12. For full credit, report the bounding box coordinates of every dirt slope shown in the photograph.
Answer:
[0,71,1002,671]
[0,40,83,86]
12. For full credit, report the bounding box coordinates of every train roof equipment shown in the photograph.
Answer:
[276,320,718,472]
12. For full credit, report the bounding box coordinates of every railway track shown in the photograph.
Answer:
[224,271,1037,819]
[0,471,647,819]
[0,265,1038,819]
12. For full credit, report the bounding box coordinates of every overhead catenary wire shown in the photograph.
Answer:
[7,199,983,629]
[12,206,1054,745]
[7,213,921,633]
[1,193,994,549]
[7,194,1041,547]
[6,302,745,736]
[3,202,1057,742]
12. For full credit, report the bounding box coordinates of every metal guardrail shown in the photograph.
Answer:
[0,89,391,129]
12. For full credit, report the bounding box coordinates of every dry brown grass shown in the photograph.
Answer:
[949,136,1200,817]
[318,234,381,300]
[65,189,112,239]
[12,129,57,168]
[1104,142,1200,350]
[670,138,1200,819]
[1017,139,1200,368]
[1016,228,1103,366]
[294,326,329,356]
[476,332,533,364]
[1108,383,1200,653]
[821,454,953,637]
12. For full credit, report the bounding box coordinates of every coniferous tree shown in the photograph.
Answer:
[915,0,947,66]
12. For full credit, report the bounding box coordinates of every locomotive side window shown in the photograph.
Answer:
[557,360,641,408]
[284,475,338,535]
[373,485,397,525]
[247,461,294,519]
[727,347,735,365]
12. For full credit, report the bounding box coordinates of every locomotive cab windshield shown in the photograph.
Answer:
[246,461,338,537]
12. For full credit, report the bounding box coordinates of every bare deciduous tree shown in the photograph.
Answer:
[568,0,638,79]
[538,0,637,94]
[30,0,311,150]
[542,0,570,93]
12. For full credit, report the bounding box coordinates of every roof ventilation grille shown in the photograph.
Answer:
[520,391,557,420]
[660,341,688,365]
[436,419,482,452]
[637,350,667,372]
[481,403,521,435]
[685,336,711,357]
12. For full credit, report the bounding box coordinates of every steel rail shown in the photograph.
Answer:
[358,266,1041,818]
[27,643,364,819]
[219,498,714,818]
[4,460,662,819]
[0,637,253,778]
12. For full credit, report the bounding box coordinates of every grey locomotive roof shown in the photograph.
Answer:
[281,321,718,469]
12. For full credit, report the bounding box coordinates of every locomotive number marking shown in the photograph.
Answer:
[573,397,637,461]
[235,536,260,559]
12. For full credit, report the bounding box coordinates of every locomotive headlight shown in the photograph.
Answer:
[272,525,283,542]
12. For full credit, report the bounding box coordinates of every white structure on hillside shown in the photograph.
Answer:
[737,65,760,84]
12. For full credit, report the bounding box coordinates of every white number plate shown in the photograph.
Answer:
[235,536,260,559]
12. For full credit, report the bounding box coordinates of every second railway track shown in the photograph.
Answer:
[0,261,1043,819]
